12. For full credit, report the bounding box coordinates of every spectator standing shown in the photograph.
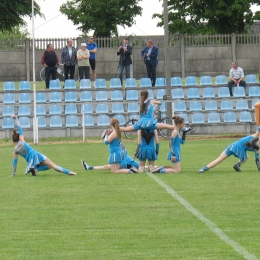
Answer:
[228,61,246,96]
[117,38,132,84]
[141,40,158,87]
[77,43,90,80]
[61,38,77,80]
[86,36,98,82]
[41,43,59,89]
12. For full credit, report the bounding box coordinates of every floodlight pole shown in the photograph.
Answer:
[32,0,38,144]
[163,0,173,119]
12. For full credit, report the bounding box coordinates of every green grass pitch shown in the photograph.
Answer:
[0,138,260,260]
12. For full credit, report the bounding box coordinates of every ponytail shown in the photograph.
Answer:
[139,90,149,115]
[172,116,184,125]
[110,118,121,140]
[12,130,20,142]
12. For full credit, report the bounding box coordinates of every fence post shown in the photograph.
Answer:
[76,37,82,49]
[25,38,30,81]
[231,33,236,61]
[180,34,185,78]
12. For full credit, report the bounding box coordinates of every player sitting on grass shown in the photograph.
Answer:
[10,115,77,176]
[198,127,260,173]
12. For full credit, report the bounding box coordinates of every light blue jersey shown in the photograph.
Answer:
[105,137,125,164]
[138,130,157,162]
[167,130,185,163]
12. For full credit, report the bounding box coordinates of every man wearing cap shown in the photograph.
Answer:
[77,43,90,80]
[86,36,98,82]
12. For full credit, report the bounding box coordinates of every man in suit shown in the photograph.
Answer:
[117,38,132,85]
[141,40,158,87]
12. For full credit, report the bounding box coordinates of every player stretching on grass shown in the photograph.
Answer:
[198,127,260,173]
[10,115,77,176]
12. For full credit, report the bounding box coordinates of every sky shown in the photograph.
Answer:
[25,0,165,38]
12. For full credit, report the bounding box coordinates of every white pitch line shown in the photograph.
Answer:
[147,172,258,260]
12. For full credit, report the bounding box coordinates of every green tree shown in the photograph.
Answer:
[154,0,260,34]
[0,0,42,32]
[0,26,29,40]
[60,0,142,37]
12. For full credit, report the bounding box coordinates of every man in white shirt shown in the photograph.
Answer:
[228,61,246,96]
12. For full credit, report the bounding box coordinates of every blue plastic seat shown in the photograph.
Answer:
[50,79,61,89]
[156,89,166,99]
[19,81,31,90]
[97,115,110,126]
[233,87,245,97]
[36,92,46,103]
[208,112,220,123]
[252,99,260,109]
[83,115,94,126]
[203,87,215,98]
[140,77,152,87]
[96,104,108,113]
[114,114,126,125]
[172,88,184,99]
[64,79,76,89]
[80,79,91,89]
[65,104,77,114]
[185,76,197,86]
[126,90,138,100]
[2,106,14,116]
[19,117,30,128]
[65,91,77,102]
[50,116,62,127]
[50,92,61,102]
[2,117,14,129]
[239,111,252,122]
[224,112,236,123]
[192,113,204,124]
[190,101,202,111]
[218,87,230,98]
[246,74,257,84]
[112,103,124,113]
[95,78,106,88]
[66,115,78,127]
[81,104,93,114]
[155,77,166,87]
[19,93,31,103]
[50,114,60,127]
[187,88,200,98]
[148,89,154,99]
[176,113,189,124]
[205,101,217,111]
[49,104,61,115]
[236,100,248,110]
[4,81,15,91]
[127,103,139,113]
[220,100,233,110]
[111,90,123,101]
[37,116,46,128]
[36,105,46,115]
[215,75,227,85]
[80,91,92,101]
[3,93,15,104]
[249,86,260,97]
[110,78,122,88]
[174,101,186,112]
[18,105,30,116]
[125,78,137,88]
[200,76,212,86]
[96,90,108,101]
[129,114,140,120]
[170,77,182,87]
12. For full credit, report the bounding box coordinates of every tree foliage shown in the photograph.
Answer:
[0,26,29,40]
[0,0,42,32]
[154,0,260,34]
[60,0,142,37]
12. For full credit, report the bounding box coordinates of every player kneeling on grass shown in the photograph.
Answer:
[198,127,260,173]
[152,116,194,173]
[10,115,77,176]
[81,142,140,171]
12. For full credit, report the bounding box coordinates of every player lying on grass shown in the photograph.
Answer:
[151,116,194,173]
[81,142,140,171]
[10,115,77,176]
[198,127,260,173]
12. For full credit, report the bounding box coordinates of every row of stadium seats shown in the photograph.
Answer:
[2,74,259,91]
[1,111,254,129]
[1,86,259,104]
